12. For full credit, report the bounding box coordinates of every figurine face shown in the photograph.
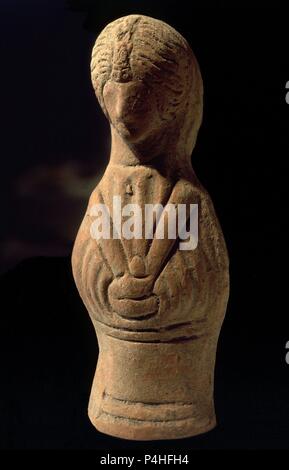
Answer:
[103,79,163,143]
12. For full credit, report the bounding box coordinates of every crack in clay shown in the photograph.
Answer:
[103,392,194,407]
[105,333,202,343]
[96,318,193,333]
[100,410,205,424]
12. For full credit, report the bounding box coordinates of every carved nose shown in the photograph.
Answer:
[129,255,146,278]
[115,91,131,121]
[115,100,123,118]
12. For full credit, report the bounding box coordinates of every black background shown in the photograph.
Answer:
[0,1,288,450]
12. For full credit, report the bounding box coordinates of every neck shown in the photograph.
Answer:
[109,125,191,179]
[109,126,141,166]
[110,126,176,174]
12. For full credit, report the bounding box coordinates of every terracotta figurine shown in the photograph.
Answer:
[72,14,229,440]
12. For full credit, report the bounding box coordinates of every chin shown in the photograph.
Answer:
[119,128,144,143]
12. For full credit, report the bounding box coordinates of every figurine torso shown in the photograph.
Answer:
[72,163,229,340]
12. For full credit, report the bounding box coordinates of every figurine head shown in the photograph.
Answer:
[91,15,203,158]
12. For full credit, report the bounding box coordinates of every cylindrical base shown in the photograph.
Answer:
[88,326,217,440]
